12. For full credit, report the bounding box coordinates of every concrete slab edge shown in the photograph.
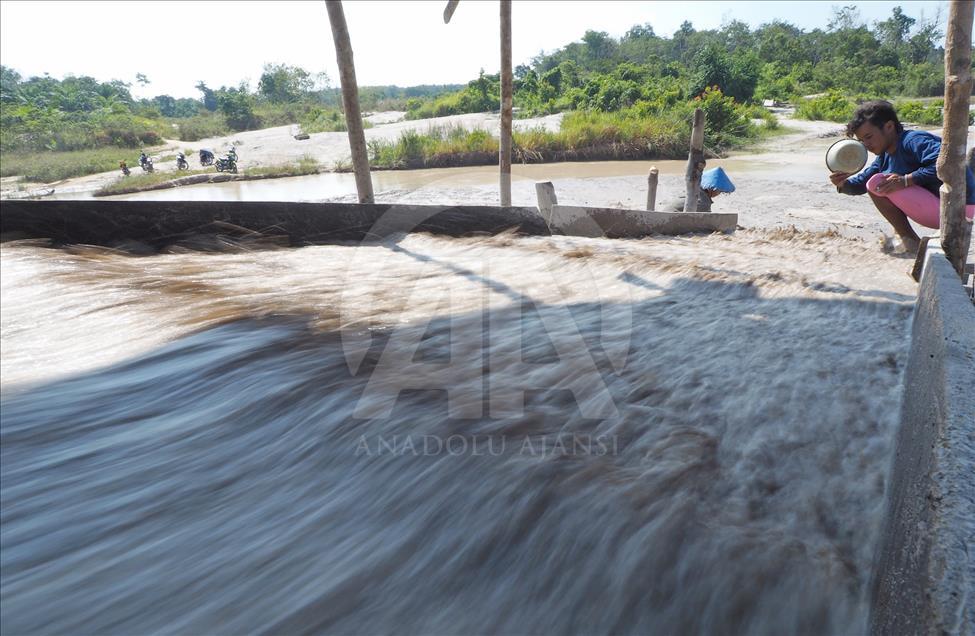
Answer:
[870,245,975,636]
[549,204,737,238]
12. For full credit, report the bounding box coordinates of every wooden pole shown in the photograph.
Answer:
[443,0,460,23]
[683,108,706,212]
[499,0,513,207]
[938,0,973,277]
[326,0,374,204]
[647,167,659,211]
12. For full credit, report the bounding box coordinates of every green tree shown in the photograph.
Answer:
[195,81,217,111]
[217,85,259,130]
[257,63,314,103]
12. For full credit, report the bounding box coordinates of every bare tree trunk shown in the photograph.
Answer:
[938,0,974,277]
[326,0,374,204]
[499,0,513,207]
[684,109,706,212]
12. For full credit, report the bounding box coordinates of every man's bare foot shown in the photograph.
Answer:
[881,234,920,255]
[897,235,920,254]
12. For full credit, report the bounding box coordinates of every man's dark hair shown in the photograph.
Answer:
[846,100,904,137]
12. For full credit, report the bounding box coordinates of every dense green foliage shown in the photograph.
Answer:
[403,5,949,121]
[795,92,973,126]
[0,63,458,155]
[370,87,777,170]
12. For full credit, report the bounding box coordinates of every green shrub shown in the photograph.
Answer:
[794,91,857,122]
[175,114,230,141]
[895,100,943,126]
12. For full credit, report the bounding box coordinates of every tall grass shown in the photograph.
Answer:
[369,101,763,170]
[0,147,144,182]
[174,113,231,141]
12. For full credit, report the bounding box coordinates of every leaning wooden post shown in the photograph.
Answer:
[326,0,374,204]
[938,0,974,277]
[683,108,706,212]
[499,0,513,206]
[647,167,659,211]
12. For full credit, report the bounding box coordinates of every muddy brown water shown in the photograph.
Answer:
[44,157,826,202]
[0,230,913,635]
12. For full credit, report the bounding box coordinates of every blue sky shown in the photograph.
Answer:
[0,1,949,99]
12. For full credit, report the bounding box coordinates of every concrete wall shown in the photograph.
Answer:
[1,200,739,248]
[0,200,550,248]
[549,204,737,238]
[870,245,975,636]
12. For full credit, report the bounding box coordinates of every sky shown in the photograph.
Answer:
[0,0,950,100]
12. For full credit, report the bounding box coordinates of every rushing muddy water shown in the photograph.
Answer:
[41,155,829,203]
[0,229,914,635]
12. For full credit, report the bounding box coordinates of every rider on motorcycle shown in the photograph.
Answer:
[139,152,148,168]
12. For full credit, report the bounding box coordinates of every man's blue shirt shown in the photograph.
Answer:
[843,129,975,204]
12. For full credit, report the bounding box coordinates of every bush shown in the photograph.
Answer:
[794,91,857,122]
[176,113,230,141]
[895,100,944,126]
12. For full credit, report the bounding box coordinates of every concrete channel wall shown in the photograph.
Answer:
[0,199,738,247]
[0,200,551,247]
[870,245,975,636]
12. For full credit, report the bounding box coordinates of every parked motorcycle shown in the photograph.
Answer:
[214,154,238,173]
[199,149,214,166]
[176,152,189,170]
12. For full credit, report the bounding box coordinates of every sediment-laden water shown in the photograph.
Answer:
[0,231,914,634]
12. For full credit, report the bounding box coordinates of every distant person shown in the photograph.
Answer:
[659,167,736,212]
[119,160,129,176]
[829,99,975,253]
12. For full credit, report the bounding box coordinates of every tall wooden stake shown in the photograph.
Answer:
[684,108,706,212]
[499,0,513,206]
[938,0,973,277]
[326,0,374,204]
[647,167,659,211]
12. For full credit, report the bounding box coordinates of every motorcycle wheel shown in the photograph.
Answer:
[231,164,238,174]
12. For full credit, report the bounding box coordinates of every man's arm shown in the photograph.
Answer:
[903,133,940,187]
